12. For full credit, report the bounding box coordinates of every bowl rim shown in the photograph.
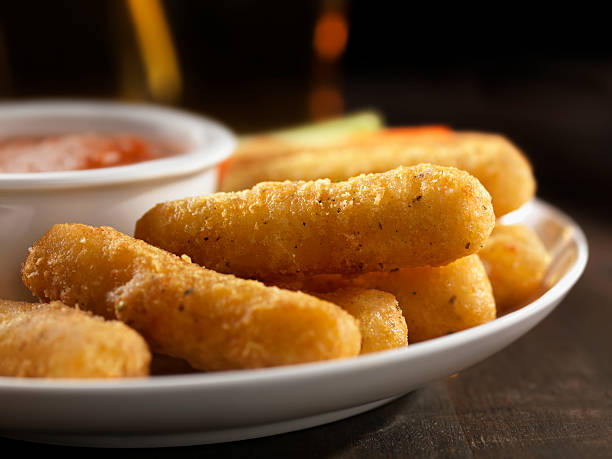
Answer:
[0,100,236,190]
[0,198,589,392]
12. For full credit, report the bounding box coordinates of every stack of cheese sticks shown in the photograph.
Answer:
[2,113,551,378]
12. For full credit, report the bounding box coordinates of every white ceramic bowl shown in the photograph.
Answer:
[0,199,588,448]
[0,101,236,300]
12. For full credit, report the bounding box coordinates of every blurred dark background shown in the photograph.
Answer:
[0,1,610,218]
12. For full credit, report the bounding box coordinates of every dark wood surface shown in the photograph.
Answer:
[1,207,610,458]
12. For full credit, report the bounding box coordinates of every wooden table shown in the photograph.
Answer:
[1,207,610,457]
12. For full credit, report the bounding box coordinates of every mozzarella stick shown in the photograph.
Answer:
[136,164,495,280]
[353,255,496,342]
[220,125,451,191]
[479,224,551,315]
[0,300,150,378]
[112,272,360,371]
[22,224,361,371]
[314,288,408,354]
[220,132,534,217]
[271,254,496,343]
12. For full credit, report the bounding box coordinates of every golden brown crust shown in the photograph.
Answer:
[271,255,496,343]
[0,300,150,378]
[219,128,453,191]
[136,165,495,279]
[114,272,361,370]
[22,224,361,371]
[479,224,551,315]
[314,288,408,354]
[353,255,496,342]
[220,132,535,217]
[23,224,189,319]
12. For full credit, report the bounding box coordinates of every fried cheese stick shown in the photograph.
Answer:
[270,254,495,343]
[353,255,496,342]
[314,288,408,354]
[220,125,452,190]
[0,300,150,378]
[479,224,551,315]
[22,224,361,371]
[112,272,361,370]
[136,164,495,280]
[219,132,534,217]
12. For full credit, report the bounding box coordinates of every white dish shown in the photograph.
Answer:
[0,101,235,301]
[0,199,587,448]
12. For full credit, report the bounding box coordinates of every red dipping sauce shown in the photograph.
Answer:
[0,133,180,173]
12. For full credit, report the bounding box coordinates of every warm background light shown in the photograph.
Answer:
[126,0,182,104]
[313,11,348,61]
[308,86,344,120]
[309,1,349,120]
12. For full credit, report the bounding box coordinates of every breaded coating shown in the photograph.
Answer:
[479,224,551,315]
[273,255,496,343]
[112,272,361,370]
[221,125,452,188]
[22,224,361,371]
[314,288,408,354]
[136,165,495,279]
[220,132,534,217]
[0,300,150,378]
[353,255,496,342]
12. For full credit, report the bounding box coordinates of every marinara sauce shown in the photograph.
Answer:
[0,133,178,173]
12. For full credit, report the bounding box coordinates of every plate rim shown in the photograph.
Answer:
[0,198,588,392]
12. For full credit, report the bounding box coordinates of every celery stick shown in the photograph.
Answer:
[241,111,384,146]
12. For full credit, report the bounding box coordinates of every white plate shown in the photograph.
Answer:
[0,199,588,448]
